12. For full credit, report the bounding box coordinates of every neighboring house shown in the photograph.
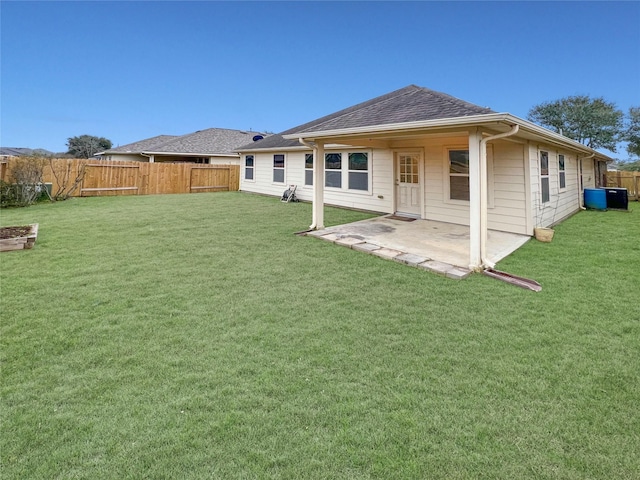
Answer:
[236,85,612,270]
[0,147,56,158]
[97,128,267,165]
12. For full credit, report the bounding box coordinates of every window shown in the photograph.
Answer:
[305,153,313,186]
[348,152,368,191]
[273,154,285,183]
[558,154,566,190]
[540,151,550,203]
[245,155,254,181]
[448,149,470,201]
[325,153,342,188]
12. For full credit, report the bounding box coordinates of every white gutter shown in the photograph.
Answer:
[479,125,519,269]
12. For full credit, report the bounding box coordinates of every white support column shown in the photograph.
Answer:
[312,141,325,230]
[149,155,155,163]
[468,129,482,270]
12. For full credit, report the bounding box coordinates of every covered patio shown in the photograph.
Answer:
[306,215,531,279]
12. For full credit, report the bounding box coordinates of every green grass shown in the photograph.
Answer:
[1,193,639,479]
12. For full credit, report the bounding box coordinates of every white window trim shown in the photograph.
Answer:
[303,152,314,189]
[323,149,373,195]
[442,145,495,207]
[244,154,255,183]
[443,145,471,206]
[558,153,567,192]
[539,150,550,205]
[272,153,286,185]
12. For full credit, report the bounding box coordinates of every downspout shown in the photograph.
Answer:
[298,138,322,230]
[479,124,519,269]
[140,152,155,163]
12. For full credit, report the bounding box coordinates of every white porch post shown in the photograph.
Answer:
[468,129,482,270]
[149,155,155,163]
[312,141,325,230]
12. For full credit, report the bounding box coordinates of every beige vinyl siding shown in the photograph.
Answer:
[209,156,241,165]
[421,137,528,234]
[240,149,394,214]
[487,141,527,235]
[529,144,582,229]
[582,158,596,189]
[423,137,469,225]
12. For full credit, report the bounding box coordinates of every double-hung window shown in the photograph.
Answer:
[244,155,254,181]
[540,151,550,203]
[273,154,285,183]
[325,153,342,188]
[305,153,313,186]
[348,152,368,191]
[558,154,566,190]
[448,149,470,201]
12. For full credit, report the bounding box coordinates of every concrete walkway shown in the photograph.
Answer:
[306,215,531,280]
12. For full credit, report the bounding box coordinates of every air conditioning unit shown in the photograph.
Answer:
[605,188,629,210]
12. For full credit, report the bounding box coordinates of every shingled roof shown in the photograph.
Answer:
[106,128,267,156]
[237,85,495,151]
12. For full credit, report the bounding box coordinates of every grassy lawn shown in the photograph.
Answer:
[1,192,639,479]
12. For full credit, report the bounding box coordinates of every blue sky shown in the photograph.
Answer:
[2,1,639,156]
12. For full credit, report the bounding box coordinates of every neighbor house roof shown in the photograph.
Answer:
[237,85,495,151]
[104,128,267,157]
[0,147,55,157]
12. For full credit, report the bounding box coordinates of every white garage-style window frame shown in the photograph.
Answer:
[540,150,550,203]
[273,154,285,184]
[304,153,313,186]
[244,154,255,182]
[558,153,566,191]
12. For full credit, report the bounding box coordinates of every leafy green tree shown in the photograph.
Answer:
[527,95,624,152]
[624,106,640,158]
[66,135,112,158]
[617,160,640,171]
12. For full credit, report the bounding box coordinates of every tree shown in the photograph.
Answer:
[527,95,624,152]
[66,135,112,158]
[624,106,640,158]
[617,160,640,171]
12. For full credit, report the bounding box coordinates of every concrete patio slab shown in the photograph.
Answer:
[306,215,530,280]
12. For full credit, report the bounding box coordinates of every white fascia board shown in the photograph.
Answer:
[282,114,513,139]
[283,113,613,161]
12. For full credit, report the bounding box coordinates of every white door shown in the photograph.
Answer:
[396,153,421,216]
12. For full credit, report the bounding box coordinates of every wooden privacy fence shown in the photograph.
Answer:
[1,158,239,197]
[604,171,639,201]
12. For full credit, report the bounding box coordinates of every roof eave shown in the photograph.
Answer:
[282,113,613,161]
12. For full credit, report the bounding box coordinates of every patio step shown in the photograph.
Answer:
[307,232,471,280]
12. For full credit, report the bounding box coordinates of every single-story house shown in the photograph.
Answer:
[236,85,612,270]
[97,128,267,164]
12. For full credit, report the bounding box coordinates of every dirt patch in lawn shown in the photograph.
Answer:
[0,226,33,239]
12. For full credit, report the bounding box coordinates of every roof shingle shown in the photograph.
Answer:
[106,129,267,155]
[238,85,495,151]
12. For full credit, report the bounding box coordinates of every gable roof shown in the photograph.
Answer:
[237,85,495,151]
[105,128,267,156]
